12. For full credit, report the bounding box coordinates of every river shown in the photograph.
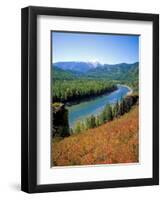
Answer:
[66,85,132,128]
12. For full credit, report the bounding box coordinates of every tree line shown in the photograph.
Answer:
[52,80,117,103]
[72,94,138,134]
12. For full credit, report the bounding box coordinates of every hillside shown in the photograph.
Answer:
[86,62,138,81]
[53,61,139,81]
[52,105,139,166]
[52,66,76,80]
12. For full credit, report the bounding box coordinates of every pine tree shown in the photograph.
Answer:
[95,116,100,127]
[119,98,124,116]
[74,121,81,133]
[85,117,91,129]
[113,101,119,118]
[90,115,96,128]
[98,113,104,125]
[103,104,113,122]
[107,104,113,121]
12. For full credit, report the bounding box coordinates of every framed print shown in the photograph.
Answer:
[21,6,159,193]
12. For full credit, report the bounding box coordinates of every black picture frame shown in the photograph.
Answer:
[21,6,159,193]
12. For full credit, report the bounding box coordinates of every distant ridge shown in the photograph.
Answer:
[53,61,139,81]
[54,61,102,73]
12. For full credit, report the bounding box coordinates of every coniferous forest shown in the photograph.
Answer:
[51,32,139,166]
[52,79,117,103]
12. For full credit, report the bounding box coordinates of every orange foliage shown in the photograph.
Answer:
[52,105,139,166]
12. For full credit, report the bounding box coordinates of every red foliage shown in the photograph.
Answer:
[52,105,139,166]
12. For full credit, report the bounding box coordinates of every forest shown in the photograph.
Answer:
[52,79,117,103]
[52,62,138,104]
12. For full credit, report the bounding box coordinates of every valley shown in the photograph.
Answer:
[51,61,139,166]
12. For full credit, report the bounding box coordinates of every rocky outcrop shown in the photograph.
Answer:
[52,103,70,137]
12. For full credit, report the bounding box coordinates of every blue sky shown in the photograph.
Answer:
[52,31,139,64]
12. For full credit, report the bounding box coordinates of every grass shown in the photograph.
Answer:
[52,105,139,166]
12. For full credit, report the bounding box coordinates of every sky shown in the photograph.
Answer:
[52,31,139,64]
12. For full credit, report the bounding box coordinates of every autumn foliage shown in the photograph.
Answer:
[52,105,139,166]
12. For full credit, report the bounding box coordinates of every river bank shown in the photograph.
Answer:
[64,85,117,107]
[67,85,132,128]
[117,84,133,95]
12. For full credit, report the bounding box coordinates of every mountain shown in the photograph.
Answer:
[53,61,139,81]
[87,62,139,80]
[52,66,77,80]
[54,61,102,73]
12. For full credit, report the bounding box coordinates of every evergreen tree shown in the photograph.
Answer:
[80,122,86,132]
[95,116,100,127]
[85,117,91,129]
[124,98,130,112]
[113,101,119,118]
[74,121,82,133]
[119,98,125,116]
[107,104,113,121]
[90,115,96,128]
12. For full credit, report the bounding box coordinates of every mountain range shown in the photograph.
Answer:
[52,61,139,81]
[54,61,101,73]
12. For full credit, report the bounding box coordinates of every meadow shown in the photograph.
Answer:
[52,105,139,166]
